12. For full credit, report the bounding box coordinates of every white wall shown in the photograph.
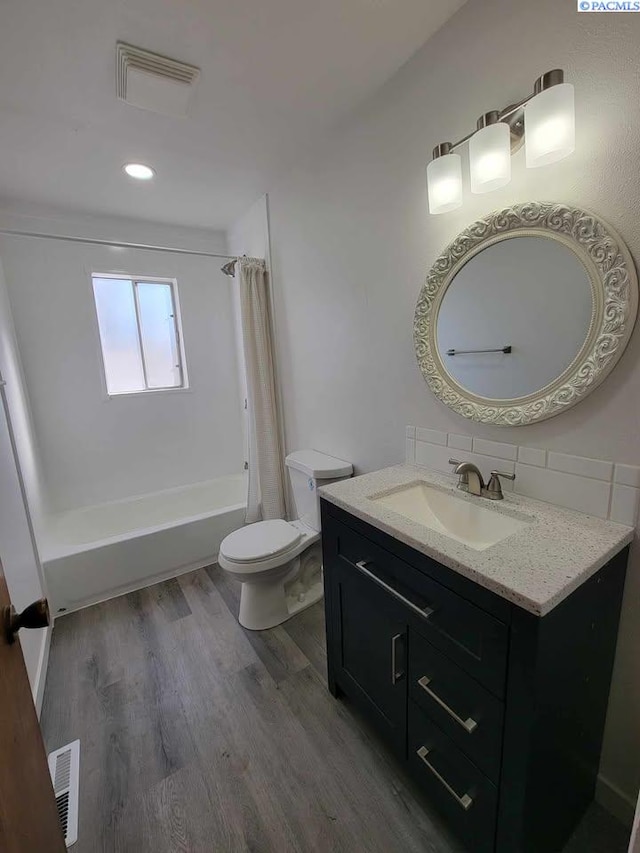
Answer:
[0,208,244,510]
[0,257,48,706]
[265,0,640,818]
[0,254,47,535]
[227,194,272,269]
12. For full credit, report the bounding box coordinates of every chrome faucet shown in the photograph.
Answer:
[451,461,485,496]
[449,459,515,500]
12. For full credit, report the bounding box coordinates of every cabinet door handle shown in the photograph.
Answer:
[417,676,478,733]
[416,746,473,811]
[391,633,404,684]
[354,561,435,620]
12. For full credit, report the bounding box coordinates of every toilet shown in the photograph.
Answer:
[218,450,352,630]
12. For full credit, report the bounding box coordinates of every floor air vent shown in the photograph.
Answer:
[48,740,80,847]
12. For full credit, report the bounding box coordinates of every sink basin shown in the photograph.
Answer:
[370,481,530,551]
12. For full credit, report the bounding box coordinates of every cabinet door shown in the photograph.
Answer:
[330,557,407,756]
[326,508,508,697]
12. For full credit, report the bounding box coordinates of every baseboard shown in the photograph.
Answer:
[34,622,53,718]
[56,556,219,618]
[596,772,637,827]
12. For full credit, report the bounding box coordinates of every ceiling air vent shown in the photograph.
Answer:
[116,42,200,117]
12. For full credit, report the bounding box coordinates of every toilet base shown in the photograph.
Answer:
[238,571,324,631]
[286,577,324,619]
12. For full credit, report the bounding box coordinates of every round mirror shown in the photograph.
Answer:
[414,203,638,425]
[436,236,593,400]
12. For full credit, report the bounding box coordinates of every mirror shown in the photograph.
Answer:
[436,237,592,400]
[414,203,638,425]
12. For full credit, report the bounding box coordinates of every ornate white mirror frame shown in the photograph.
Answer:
[414,202,638,425]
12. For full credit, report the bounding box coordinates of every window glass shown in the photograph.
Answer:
[136,282,181,389]
[92,276,185,395]
[92,277,145,394]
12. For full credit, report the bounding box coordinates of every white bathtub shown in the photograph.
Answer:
[42,473,247,614]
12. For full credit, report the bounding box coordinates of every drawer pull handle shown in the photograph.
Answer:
[354,561,435,620]
[417,676,478,734]
[416,746,473,811]
[391,633,404,684]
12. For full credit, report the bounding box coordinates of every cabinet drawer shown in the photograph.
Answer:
[408,701,497,853]
[409,631,504,782]
[332,518,508,697]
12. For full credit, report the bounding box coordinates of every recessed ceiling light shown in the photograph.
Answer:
[123,163,155,180]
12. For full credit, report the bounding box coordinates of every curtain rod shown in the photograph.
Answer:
[0,227,237,260]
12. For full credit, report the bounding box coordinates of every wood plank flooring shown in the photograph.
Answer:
[40,567,631,853]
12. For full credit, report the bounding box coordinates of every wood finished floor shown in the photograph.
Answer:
[41,567,631,853]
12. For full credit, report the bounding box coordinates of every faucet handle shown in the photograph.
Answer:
[490,470,515,480]
[485,470,516,500]
[448,458,461,467]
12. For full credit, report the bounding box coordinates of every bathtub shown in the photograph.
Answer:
[42,473,247,614]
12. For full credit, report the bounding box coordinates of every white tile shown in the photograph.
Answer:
[414,440,454,473]
[406,425,416,439]
[472,437,517,461]
[609,485,640,526]
[472,453,515,490]
[462,451,515,476]
[448,433,473,452]
[514,463,611,519]
[416,427,448,446]
[547,451,613,482]
[518,446,546,467]
[614,463,640,488]
[406,437,415,464]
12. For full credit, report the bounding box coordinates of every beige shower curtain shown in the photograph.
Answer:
[238,257,286,523]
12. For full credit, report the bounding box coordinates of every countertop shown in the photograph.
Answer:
[319,464,634,616]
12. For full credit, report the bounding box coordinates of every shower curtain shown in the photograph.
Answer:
[238,257,286,523]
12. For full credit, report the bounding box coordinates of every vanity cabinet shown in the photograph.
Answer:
[321,499,628,853]
[330,553,407,755]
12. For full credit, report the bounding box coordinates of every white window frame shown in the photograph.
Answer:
[90,272,189,398]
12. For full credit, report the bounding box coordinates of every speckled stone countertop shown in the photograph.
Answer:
[319,465,634,616]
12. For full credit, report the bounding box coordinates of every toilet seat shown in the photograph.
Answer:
[220,519,302,564]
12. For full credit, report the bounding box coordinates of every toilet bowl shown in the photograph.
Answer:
[218,450,352,630]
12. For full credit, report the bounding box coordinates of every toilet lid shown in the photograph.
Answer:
[220,520,302,563]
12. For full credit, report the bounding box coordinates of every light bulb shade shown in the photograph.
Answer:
[427,153,463,214]
[469,122,511,194]
[525,83,575,168]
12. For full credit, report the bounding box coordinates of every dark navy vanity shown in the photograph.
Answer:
[321,495,630,853]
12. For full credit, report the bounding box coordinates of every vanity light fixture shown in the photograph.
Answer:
[427,69,575,213]
[426,143,463,214]
[525,73,575,168]
[469,112,511,194]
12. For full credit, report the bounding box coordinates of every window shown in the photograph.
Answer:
[92,275,186,395]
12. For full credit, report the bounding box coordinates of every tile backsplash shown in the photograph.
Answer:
[406,426,640,527]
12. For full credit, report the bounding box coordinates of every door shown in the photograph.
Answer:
[0,559,65,852]
[331,557,407,755]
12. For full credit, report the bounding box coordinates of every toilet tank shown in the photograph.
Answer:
[285,450,353,532]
